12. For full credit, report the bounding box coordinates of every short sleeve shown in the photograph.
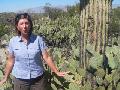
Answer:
[7,38,14,55]
[38,36,47,53]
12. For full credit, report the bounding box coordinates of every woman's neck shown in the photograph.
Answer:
[21,34,29,43]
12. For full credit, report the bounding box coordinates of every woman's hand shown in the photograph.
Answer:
[56,71,69,77]
[0,77,7,86]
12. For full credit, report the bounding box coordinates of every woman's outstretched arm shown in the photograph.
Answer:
[42,49,68,77]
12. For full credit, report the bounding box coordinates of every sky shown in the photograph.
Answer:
[0,0,120,13]
[0,0,79,13]
[113,0,120,4]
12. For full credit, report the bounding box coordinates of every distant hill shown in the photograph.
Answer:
[16,5,67,13]
[17,6,44,13]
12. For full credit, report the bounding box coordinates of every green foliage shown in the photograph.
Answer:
[109,7,120,45]
[106,46,120,69]
[0,24,8,38]
[67,83,80,90]
[85,43,120,90]
[96,86,105,90]
[116,82,120,90]
[33,14,79,49]
[86,44,103,69]
[89,54,103,69]
[94,68,105,78]
[0,68,4,80]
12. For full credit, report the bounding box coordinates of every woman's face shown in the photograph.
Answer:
[17,18,30,36]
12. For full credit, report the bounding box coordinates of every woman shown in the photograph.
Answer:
[0,13,67,90]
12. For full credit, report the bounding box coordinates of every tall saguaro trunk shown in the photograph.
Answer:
[79,0,112,68]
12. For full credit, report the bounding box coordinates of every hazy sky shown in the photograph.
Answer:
[0,0,79,12]
[0,0,120,13]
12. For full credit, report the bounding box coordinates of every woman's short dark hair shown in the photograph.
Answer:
[15,13,33,36]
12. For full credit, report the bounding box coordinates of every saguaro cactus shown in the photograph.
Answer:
[79,0,112,68]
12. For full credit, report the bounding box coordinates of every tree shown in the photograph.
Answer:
[67,3,80,17]
[44,3,63,20]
